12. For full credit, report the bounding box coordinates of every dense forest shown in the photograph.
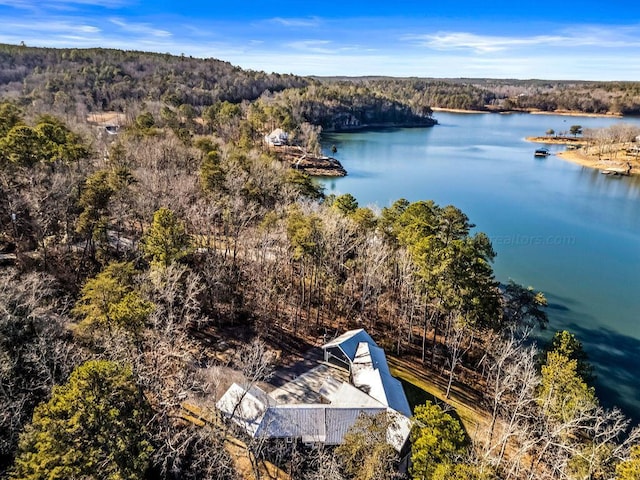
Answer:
[317,76,640,115]
[1,44,640,480]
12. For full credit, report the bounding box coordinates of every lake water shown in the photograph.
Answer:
[320,112,640,422]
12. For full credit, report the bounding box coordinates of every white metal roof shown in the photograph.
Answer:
[322,329,376,361]
[386,408,413,451]
[331,336,412,417]
[325,408,385,445]
[257,405,328,443]
[218,330,413,451]
[216,383,271,436]
[323,380,385,408]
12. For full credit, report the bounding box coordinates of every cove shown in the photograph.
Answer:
[320,111,640,422]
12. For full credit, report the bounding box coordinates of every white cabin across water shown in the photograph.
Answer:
[264,128,289,146]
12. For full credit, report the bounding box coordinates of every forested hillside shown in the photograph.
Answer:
[1,44,640,480]
[0,43,436,137]
[318,76,640,114]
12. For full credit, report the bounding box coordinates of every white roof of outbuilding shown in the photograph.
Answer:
[216,383,271,436]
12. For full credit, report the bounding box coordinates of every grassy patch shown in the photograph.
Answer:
[390,358,488,439]
[398,376,438,412]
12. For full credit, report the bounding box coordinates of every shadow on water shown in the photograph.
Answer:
[332,125,435,134]
[543,291,582,308]
[535,292,640,425]
[318,170,379,187]
[547,303,570,312]
[565,322,640,425]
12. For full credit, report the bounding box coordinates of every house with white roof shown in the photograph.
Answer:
[264,128,289,146]
[216,329,412,452]
[323,329,412,417]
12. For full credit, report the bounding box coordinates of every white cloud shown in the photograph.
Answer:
[1,19,101,35]
[286,39,333,53]
[404,32,567,53]
[78,24,100,33]
[269,17,321,28]
[404,27,640,53]
[109,17,172,38]
[0,0,32,7]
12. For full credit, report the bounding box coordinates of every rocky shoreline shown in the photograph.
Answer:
[272,146,347,177]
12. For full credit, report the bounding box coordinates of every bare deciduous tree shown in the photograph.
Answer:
[0,270,83,473]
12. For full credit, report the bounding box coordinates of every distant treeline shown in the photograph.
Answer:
[316,76,640,115]
[3,43,640,135]
[0,44,435,131]
[0,43,308,111]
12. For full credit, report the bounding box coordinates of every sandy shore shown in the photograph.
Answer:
[525,136,639,175]
[431,107,489,114]
[432,107,622,118]
[556,149,638,176]
[528,110,622,118]
[525,136,586,145]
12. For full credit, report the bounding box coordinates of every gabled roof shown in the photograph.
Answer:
[322,329,376,360]
[323,331,412,417]
[322,379,385,408]
[218,330,413,451]
[255,405,407,448]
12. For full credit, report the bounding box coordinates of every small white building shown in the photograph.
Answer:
[217,329,412,452]
[264,128,289,146]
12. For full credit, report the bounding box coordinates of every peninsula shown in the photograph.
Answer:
[526,135,639,175]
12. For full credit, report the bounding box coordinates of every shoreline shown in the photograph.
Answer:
[525,136,587,145]
[555,150,638,176]
[432,107,624,118]
[528,110,623,118]
[324,120,437,132]
[270,145,347,177]
[431,107,489,114]
[524,137,639,176]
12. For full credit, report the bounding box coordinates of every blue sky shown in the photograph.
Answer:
[1,0,640,80]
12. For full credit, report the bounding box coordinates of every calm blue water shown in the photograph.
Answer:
[321,112,640,422]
